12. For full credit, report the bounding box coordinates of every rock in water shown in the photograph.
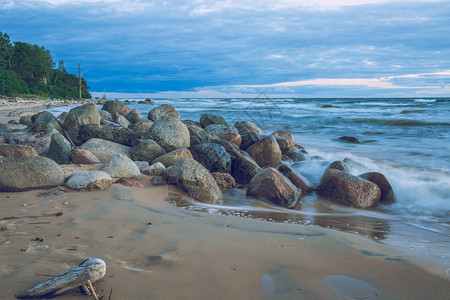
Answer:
[339,136,360,143]
[240,132,260,150]
[234,121,264,136]
[271,135,290,154]
[101,153,141,179]
[31,111,64,135]
[131,139,166,162]
[317,168,381,209]
[15,258,106,299]
[271,130,295,151]
[152,148,193,167]
[247,168,301,209]
[200,114,227,127]
[247,136,282,168]
[166,157,223,204]
[47,132,72,165]
[126,109,142,124]
[191,143,231,173]
[278,165,315,194]
[78,138,132,163]
[359,172,396,204]
[63,103,101,145]
[211,172,236,191]
[101,99,131,117]
[143,116,190,152]
[285,150,306,162]
[204,124,239,137]
[148,104,180,121]
[66,171,112,191]
[0,156,65,192]
[232,156,262,184]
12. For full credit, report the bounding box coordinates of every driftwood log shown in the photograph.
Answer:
[15,258,106,299]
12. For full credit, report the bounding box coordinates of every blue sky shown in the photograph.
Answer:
[1,0,450,98]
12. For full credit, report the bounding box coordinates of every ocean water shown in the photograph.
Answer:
[49,97,450,272]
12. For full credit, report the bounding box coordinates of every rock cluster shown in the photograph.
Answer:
[0,100,396,211]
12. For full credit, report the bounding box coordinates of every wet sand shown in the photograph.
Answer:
[1,101,449,299]
[0,180,449,299]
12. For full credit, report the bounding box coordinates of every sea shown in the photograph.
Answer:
[49,97,450,274]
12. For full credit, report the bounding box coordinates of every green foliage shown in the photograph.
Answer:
[0,32,91,99]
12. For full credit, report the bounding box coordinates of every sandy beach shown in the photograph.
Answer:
[1,101,449,299]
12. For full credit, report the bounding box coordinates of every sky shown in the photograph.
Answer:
[1,0,450,98]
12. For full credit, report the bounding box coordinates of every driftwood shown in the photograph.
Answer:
[15,258,106,299]
[0,212,63,221]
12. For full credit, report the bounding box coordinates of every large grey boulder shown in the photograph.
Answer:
[152,148,193,167]
[63,103,101,145]
[101,153,141,179]
[191,143,231,174]
[78,138,132,163]
[31,111,64,135]
[0,156,65,192]
[129,119,154,136]
[148,104,180,122]
[3,128,63,156]
[359,172,396,204]
[187,124,210,147]
[166,158,223,204]
[200,114,226,128]
[204,124,239,137]
[234,121,264,136]
[47,132,72,165]
[247,168,301,209]
[317,168,381,209]
[126,109,142,124]
[143,116,190,152]
[131,139,166,162]
[247,136,282,168]
[66,171,112,191]
[79,124,139,146]
[101,100,131,117]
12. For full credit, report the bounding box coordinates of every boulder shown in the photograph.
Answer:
[204,124,239,137]
[317,168,381,209]
[47,132,72,165]
[131,139,166,162]
[278,165,315,194]
[71,149,101,164]
[101,153,141,179]
[326,161,350,173]
[3,128,64,156]
[63,103,101,145]
[138,98,153,104]
[166,157,223,204]
[0,156,65,192]
[79,124,139,146]
[211,172,236,191]
[187,124,210,147]
[129,120,154,136]
[152,148,193,167]
[148,104,180,122]
[99,110,113,122]
[19,116,32,126]
[271,135,290,154]
[134,160,151,173]
[78,138,132,163]
[113,114,131,128]
[191,143,231,173]
[339,136,360,143]
[101,100,131,117]
[31,111,64,135]
[359,172,396,204]
[247,136,282,168]
[115,178,144,188]
[271,131,295,151]
[141,162,166,176]
[57,112,68,122]
[0,144,38,157]
[219,132,241,148]
[285,150,306,162]
[247,168,301,209]
[234,121,264,136]
[232,155,262,184]
[200,114,227,128]
[143,116,190,152]
[125,109,142,124]
[182,120,202,128]
[65,171,112,191]
[240,132,260,150]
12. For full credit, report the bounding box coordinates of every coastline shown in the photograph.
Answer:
[0,99,449,299]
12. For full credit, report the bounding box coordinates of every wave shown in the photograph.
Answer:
[353,118,450,127]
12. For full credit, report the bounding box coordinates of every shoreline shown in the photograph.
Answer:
[1,99,449,299]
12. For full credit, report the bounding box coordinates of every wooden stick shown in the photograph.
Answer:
[87,280,99,300]
[0,212,63,221]
[81,284,91,296]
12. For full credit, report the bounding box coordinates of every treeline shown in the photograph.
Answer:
[0,32,91,99]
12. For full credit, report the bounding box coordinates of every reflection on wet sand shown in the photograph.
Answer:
[167,187,391,241]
